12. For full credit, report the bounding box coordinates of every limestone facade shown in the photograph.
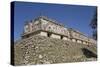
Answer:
[21,16,97,45]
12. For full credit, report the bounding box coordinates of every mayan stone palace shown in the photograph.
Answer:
[22,16,96,45]
[12,16,97,65]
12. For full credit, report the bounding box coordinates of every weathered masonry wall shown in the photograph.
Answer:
[23,16,70,38]
[22,16,97,45]
[50,34,61,39]
[38,31,69,40]
[40,32,66,41]
[24,20,41,34]
[69,28,88,42]
[40,18,70,38]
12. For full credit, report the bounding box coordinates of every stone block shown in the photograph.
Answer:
[50,34,60,39]
[77,40,82,43]
[72,39,76,42]
[40,31,47,36]
[63,37,67,40]
[83,41,86,44]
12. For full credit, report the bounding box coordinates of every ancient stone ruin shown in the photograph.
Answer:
[12,16,97,66]
[22,16,96,45]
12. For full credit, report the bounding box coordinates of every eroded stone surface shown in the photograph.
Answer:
[14,35,97,65]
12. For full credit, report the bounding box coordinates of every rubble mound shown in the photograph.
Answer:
[14,35,97,65]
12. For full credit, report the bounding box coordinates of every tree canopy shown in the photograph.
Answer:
[90,9,97,40]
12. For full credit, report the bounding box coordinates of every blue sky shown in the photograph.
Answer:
[13,1,97,41]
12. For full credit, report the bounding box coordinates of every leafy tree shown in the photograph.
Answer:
[90,9,97,40]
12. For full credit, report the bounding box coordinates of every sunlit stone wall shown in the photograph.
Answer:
[22,16,96,45]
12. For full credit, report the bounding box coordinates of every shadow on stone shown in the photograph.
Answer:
[81,48,97,58]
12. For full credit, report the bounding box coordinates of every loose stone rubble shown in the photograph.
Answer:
[14,35,97,66]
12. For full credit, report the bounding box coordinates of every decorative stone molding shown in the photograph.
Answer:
[22,16,97,45]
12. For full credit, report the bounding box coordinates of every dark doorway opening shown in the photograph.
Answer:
[81,48,97,58]
[26,35,29,38]
[61,35,63,39]
[47,33,52,37]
